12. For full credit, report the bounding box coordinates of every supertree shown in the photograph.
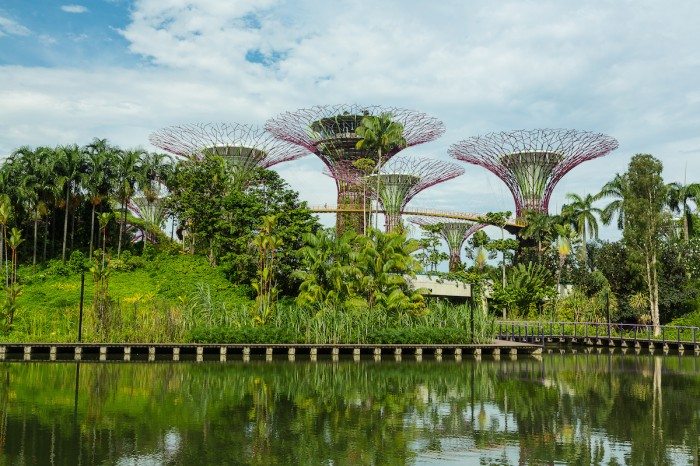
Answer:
[448,129,618,219]
[149,123,309,186]
[265,104,445,234]
[410,217,485,272]
[332,156,464,232]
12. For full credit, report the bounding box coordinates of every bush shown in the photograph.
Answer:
[68,250,87,273]
[45,259,70,277]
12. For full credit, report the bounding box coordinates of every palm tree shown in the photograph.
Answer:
[83,139,116,258]
[561,193,602,266]
[520,211,556,261]
[0,195,12,286]
[115,149,144,257]
[666,181,700,241]
[56,145,85,262]
[14,147,56,266]
[355,113,407,230]
[599,173,627,230]
[466,230,494,271]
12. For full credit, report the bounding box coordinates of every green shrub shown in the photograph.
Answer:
[45,259,70,277]
[68,250,87,273]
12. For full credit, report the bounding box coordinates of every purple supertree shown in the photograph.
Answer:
[149,123,309,186]
[331,156,464,232]
[449,129,618,218]
[410,217,485,272]
[265,104,445,234]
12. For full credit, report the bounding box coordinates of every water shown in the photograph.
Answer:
[0,354,698,465]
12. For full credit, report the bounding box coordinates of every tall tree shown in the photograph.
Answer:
[599,174,627,230]
[666,181,700,242]
[520,211,556,262]
[561,193,602,266]
[624,154,668,335]
[0,195,11,286]
[466,230,494,271]
[483,211,512,287]
[56,145,85,262]
[355,113,407,229]
[115,149,144,257]
[83,139,117,258]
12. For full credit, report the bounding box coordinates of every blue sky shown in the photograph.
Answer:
[0,0,134,67]
[1,0,700,241]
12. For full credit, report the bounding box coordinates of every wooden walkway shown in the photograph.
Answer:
[0,340,540,362]
[497,321,700,353]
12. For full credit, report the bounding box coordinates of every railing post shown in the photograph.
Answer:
[677,327,680,344]
[634,325,638,343]
[573,323,577,338]
[648,325,651,341]
[662,326,665,344]
[595,323,599,339]
[694,328,697,345]
[561,322,564,338]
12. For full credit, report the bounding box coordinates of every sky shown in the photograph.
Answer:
[1,0,699,239]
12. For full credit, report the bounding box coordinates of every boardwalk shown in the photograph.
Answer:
[497,321,700,353]
[0,340,541,362]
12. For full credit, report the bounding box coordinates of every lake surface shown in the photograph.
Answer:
[0,354,698,465]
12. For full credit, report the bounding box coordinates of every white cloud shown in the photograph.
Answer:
[60,5,88,14]
[2,0,700,240]
[0,15,31,36]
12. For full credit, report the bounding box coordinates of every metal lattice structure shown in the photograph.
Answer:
[449,129,618,218]
[149,123,309,186]
[265,104,445,233]
[331,156,464,232]
[410,217,486,272]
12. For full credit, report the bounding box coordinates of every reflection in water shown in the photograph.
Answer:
[0,354,698,465]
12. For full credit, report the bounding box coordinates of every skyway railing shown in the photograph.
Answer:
[308,205,525,228]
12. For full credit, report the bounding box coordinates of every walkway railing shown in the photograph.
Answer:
[496,320,700,350]
[307,205,525,228]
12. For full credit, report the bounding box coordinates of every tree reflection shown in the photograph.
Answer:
[0,355,698,465]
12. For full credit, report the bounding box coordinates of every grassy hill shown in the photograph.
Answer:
[3,253,251,343]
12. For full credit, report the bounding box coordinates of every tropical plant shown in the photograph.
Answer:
[561,193,602,266]
[355,113,407,229]
[83,139,117,257]
[252,215,283,324]
[599,173,627,230]
[520,211,557,261]
[553,223,579,292]
[0,195,11,285]
[666,181,700,241]
[56,144,85,262]
[465,230,495,271]
[115,148,145,257]
[491,262,555,318]
[295,228,424,313]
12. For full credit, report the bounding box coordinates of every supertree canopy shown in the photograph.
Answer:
[410,217,485,272]
[333,156,464,232]
[265,104,445,234]
[448,129,618,218]
[149,123,309,186]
